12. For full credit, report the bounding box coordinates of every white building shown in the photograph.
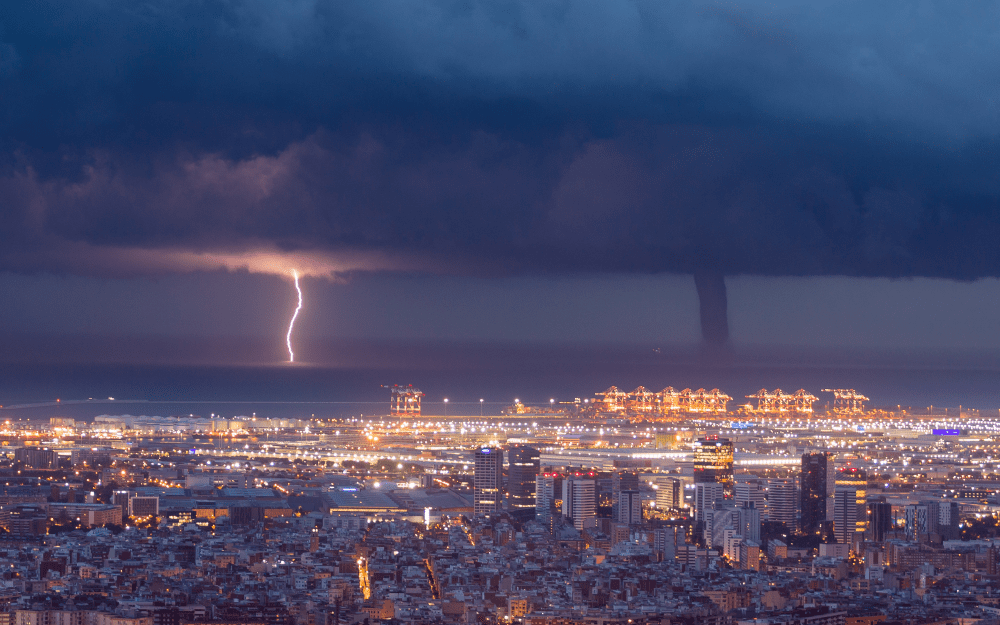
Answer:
[693,482,724,523]
[535,474,556,522]
[562,475,596,530]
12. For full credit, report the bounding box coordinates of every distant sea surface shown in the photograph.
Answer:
[0,340,998,421]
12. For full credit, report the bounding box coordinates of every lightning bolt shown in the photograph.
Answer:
[286,269,303,362]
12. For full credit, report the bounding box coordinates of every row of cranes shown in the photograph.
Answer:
[743,389,818,414]
[822,389,870,414]
[597,386,732,415]
[596,386,869,415]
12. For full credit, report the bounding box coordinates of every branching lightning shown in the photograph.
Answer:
[286,270,303,362]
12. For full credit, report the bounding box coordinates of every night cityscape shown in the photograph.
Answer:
[2,388,1000,625]
[5,2,1000,625]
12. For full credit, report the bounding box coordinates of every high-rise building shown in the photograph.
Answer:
[112,491,130,524]
[834,488,863,545]
[473,447,503,516]
[535,473,557,522]
[507,445,540,512]
[835,467,867,491]
[905,501,941,541]
[562,474,596,530]
[693,482,724,523]
[706,504,739,549]
[653,526,684,560]
[706,500,759,549]
[800,452,829,534]
[693,437,734,498]
[938,501,960,540]
[655,476,682,510]
[612,471,640,518]
[833,468,867,545]
[742,502,762,542]
[617,490,643,525]
[767,478,797,530]
[866,497,892,542]
[735,478,767,515]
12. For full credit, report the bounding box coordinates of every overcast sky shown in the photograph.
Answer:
[3,1,1000,365]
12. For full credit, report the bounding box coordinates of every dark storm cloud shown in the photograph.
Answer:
[2,0,1000,283]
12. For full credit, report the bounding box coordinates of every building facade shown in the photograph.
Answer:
[562,474,596,530]
[611,471,640,519]
[693,437,734,498]
[616,490,643,525]
[694,482,724,523]
[735,478,768,516]
[800,452,829,534]
[535,473,556,522]
[767,478,798,531]
[473,447,503,516]
[655,476,682,510]
[866,498,892,542]
[833,469,867,546]
[507,445,540,512]
[14,448,57,470]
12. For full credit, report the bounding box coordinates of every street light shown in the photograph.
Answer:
[444,398,449,417]
[480,399,484,417]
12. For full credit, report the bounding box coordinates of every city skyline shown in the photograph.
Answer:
[1,384,1000,623]
[4,3,1000,622]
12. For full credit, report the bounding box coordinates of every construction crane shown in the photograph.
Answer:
[595,385,730,414]
[822,389,869,414]
[386,384,424,416]
[596,386,628,412]
[745,389,818,414]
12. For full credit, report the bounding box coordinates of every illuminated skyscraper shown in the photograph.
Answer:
[655,476,682,510]
[834,467,867,491]
[833,468,867,545]
[800,452,829,534]
[507,445,540,512]
[474,447,503,515]
[693,437,734,498]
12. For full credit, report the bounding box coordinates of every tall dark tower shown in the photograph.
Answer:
[866,497,892,542]
[800,452,829,534]
[507,445,540,512]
